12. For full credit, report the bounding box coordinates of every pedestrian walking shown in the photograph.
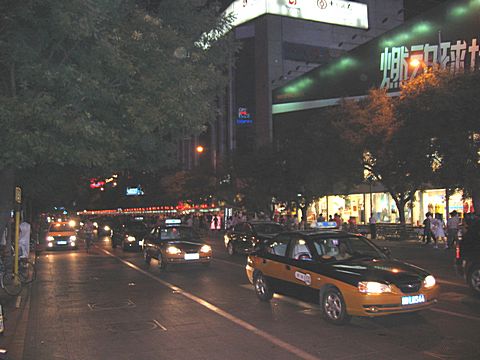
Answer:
[422,212,436,245]
[431,215,445,248]
[446,210,460,250]
[369,213,377,240]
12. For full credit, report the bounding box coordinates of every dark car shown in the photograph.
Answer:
[142,224,212,270]
[455,226,480,297]
[246,229,439,324]
[224,221,284,256]
[93,218,116,237]
[112,221,148,251]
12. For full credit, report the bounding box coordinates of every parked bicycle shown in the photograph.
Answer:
[0,246,37,296]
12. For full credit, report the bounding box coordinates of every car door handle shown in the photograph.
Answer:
[285,265,291,270]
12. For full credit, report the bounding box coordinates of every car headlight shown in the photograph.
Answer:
[127,236,136,242]
[47,236,54,241]
[69,235,76,241]
[200,245,212,253]
[104,225,111,231]
[358,281,392,294]
[423,275,436,288]
[166,246,182,255]
[69,220,76,227]
[70,241,76,247]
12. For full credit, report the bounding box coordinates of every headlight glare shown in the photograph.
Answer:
[69,235,76,241]
[47,236,54,241]
[358,281,392,294]
[423,275,436,288]
[200,245,212,253]
[104,225,111,231]
[166,246,181,255]
[127,236,136,242]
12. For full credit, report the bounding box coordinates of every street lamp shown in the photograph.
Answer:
[196,145,204,154]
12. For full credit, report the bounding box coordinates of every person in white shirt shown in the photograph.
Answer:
[446,210,460,249]
[19,220,31,259]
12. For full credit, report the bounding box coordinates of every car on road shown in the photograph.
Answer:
[246,229,439,324]
[93,218,116,237]
[455,226,480,297]
[142,221,212,270]
[45,221,78,250]
[224,221,285,256]
[112,221,148,251]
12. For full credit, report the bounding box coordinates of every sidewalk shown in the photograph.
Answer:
[0,282,31,359]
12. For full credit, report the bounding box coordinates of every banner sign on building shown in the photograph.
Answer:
[225,0,368,29]
[380,38,479,90]
[272,0,480,114]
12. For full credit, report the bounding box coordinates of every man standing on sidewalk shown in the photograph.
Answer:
[446,210,460,250]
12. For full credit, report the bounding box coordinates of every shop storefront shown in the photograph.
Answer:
[307,189,472,226]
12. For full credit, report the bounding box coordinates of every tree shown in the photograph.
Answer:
[400,70,480,213]
[332,88,432,227]
[0,0,236,227]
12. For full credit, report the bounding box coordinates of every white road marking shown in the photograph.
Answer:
[429,308,480,322]
[99,248,321,360]
[152,319,168,331]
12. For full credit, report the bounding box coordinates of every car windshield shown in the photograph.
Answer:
[160,227,199,242]
[252,223,283,234]
[49,223,74,233]
[312,236,385,261]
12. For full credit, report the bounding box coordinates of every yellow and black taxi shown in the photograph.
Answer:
[142,219,212,270]
[246,228,439,324]
[45,221,78,250]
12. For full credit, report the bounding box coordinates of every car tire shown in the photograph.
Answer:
[467,264,480,297]
[254,272,273,301]
[144,251,151,265]
[321,287,351,325]
[158,254,168,270]
[227,242,235,256]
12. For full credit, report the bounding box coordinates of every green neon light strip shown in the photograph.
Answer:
[272,92,400,115]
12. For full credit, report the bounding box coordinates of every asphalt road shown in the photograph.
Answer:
[9,232,480,360]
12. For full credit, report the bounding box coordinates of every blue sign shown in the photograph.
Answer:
[126,186,144,196]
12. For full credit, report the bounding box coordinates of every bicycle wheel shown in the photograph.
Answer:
[2,272,23,296]
[19,260,36,284]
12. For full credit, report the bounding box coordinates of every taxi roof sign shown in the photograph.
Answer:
[165,219,181,225]
[313,221,338,229]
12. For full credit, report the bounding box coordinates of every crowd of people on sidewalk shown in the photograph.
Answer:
[422,210,464,249]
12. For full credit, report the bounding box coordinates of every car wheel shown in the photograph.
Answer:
[144,251,151,265]
[254,273,273,301]
[321,287,351,325]
[158,254,168,270]
[467,264,480,297]
[227,242,235,256]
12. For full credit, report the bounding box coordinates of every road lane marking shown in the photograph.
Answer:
[99,248,321,360]
[429,308,480,322]
[152,319,168,331]
[437,279,468,288]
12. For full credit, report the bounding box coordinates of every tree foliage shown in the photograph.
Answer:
[0,0,236,210]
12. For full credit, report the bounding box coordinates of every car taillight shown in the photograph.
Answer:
[455,245,461,260]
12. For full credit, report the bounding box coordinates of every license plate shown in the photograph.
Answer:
[184,253,200,260]
[402,294,425,305]
[57,241,68,245]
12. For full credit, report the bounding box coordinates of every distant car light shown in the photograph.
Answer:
[47,242,53,248]
[127,236,136,243]
[200,245,212,253]
[166,246,182,255]
[70,241,76,247]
